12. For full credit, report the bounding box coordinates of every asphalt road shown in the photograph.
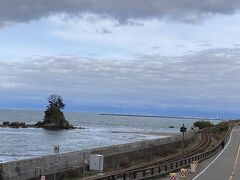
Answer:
[159,126,240,180]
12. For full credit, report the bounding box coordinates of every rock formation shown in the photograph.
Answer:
[40,95,73,129]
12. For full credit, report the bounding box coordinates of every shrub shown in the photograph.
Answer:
[214,121,229,133]
[193,120,214,130]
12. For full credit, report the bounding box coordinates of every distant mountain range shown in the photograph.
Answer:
[99,113,221,120]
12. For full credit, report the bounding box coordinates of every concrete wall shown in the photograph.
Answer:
[102,133,193,169]
[0,150,88,180]
[0,132,194,180]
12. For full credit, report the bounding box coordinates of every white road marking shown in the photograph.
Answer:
[228,144,240,180]
[192,129,234,180]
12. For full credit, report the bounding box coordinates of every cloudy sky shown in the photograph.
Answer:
[1,0,240,118]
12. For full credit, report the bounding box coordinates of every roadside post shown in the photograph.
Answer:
[35,167,44,179]
[54,144,60,154]
[180,168,188,178]
[53,145,60,180]
[169,173,177,180]
[180,124,187,153]
[190,163,196,173]
[83,152,89,177]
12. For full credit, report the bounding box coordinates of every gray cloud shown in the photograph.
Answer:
[1,48,240,112]
[151,46,161,49]
[198,43,212,47]
[96,28,112,34]
[1,0,240,26]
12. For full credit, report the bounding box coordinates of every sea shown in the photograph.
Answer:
[0,109,221,162]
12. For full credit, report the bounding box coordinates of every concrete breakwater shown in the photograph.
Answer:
[0,131,194,180]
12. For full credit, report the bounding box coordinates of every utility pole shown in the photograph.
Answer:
[180,123,187,153]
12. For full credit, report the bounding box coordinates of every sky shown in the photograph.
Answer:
[1,0,240,118]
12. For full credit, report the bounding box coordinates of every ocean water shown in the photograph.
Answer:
[0,109,220,162]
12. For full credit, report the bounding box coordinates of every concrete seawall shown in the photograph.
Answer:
[0,132,194,180]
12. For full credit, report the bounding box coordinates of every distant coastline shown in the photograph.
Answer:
[99,113,220,120]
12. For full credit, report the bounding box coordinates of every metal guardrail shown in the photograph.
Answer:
[88,126,233,180]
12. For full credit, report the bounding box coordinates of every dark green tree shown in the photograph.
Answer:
[47,94,65,110]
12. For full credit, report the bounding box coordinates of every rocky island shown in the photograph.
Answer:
[0,95,83,130]
[36,94,73,129]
